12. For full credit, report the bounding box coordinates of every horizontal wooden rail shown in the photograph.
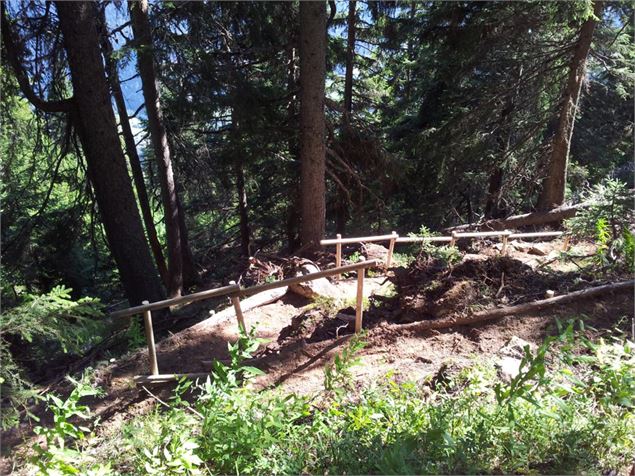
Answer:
[130,259,379,384]
[509,231,563,239]
[321,234,396,245]
[396,236,452,243]
[110,283,241,319]
[454,230,512,238]
[134,372,212,384]
[239,259,380,297]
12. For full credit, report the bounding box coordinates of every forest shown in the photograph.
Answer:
[0,0,634,474]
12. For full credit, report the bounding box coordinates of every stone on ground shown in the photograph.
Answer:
[289,262,342,300]
[361,242,389,262]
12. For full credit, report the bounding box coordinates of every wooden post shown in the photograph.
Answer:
[562,235,571,252]
[355,258,365,333]
[386,231,397,267]
[335,233,342,280]
[142,301,159,376]
[450,231,457,247]
[229,281,246,332]
[501,230,510,255]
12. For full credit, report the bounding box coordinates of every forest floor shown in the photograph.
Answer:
[2,238,633,473]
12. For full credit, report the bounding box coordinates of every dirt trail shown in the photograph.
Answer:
[3,239,632,472]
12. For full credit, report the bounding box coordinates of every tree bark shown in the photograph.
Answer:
[175,193,197,286]
[299,1,327,251]
[343,0,356,128]
[235,160,251,256]
[286,46,301,252]
[484,166,504,219]
[54,1,164,305]
[484,64,523,219]
[129,0,194,297]
[538,1,603,210]
[96,8,169,286]
[334,0,357,236]
[447,203,584,232]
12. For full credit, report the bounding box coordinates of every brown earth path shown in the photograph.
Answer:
[3,239,632,473]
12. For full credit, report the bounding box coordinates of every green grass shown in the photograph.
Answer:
[27,323,635,475]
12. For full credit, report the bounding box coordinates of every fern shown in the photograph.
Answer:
[0,286,104,429]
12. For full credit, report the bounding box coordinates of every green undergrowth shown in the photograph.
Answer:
[0,286,105,430]
[309,294,371,316]
[26,322,635,475]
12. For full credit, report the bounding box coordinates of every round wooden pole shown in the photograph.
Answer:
[501,230,511,255]
[229,281,247,332]
[355,259,365,333]
[386,231,397,267]
[335,233,342,280]
[142,300,159,376]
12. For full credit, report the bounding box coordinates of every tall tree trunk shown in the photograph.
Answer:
[129,0,194,297]
[484,167,504,219]
[299,1,327,251]
[235,161,251,256]
[343,0,356,128]
[96,9,168,286]
[229,98,251,257]
[175,193,197,286]
[334,0,357,236]
[484,64,524,219]
[286,46,301,252]
[538,1,603,211]
[54,1,164,305]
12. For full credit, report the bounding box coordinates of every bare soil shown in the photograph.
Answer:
[2,238,633,473]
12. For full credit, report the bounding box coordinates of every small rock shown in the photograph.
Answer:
[416,356,433,364]
[361,242,389,261]
[461,253,489,262]
[527,245,548,256]
[497,356,522,381]
[514,242,549,256]
[545,290,555,298]
[289,262,342,299]
[335,313,355,322]
[498,335,535,359]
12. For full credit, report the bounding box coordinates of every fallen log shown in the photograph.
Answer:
[445,203,583,232]
[399,280,634,332]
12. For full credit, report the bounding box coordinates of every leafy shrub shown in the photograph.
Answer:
[566,178,633,239]
[28,325,635,475]
[138,415,203,476]
[125,318,147,350]
[0,286,104,429]
[565,178,634,271]
[391,252,416,267]
[347,250,362,263]
[30,373,109,475]
[410,225,462,267]
[323,332,366,395]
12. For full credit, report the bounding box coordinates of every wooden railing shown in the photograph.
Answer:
[322,230,565,266]
[117,227,566,384]
[110,259,379,384]
[321,232,398,270]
